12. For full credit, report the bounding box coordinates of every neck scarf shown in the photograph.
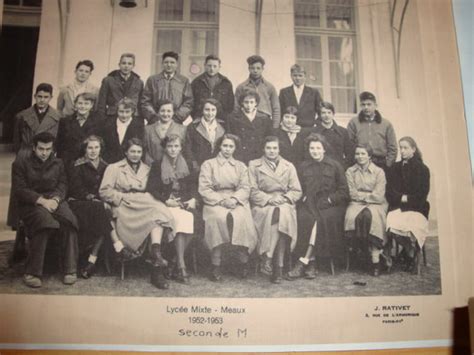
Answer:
[161,153,190,185]
[263,156,279,171]
[280,123,301,144]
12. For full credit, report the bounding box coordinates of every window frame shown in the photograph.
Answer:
[294,0,359,120]
[152,0,219,78]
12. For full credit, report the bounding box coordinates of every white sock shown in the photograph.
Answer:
[88,255,98,264]
[113,240,124,253]
[299,257,309,265]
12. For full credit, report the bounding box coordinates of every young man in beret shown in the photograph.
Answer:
[141,51,194,125]
[234,55,281,128]
[347,91,397,171]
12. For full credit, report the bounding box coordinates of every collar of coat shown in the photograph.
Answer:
[350,161,377,174]
[23,106,61,129]
[156,71,188,84]
[216,153,237,166]
[196,72,229,84]
[194,119,225,143]
[250,157,292,175]
[108,69,141,80]
[115,158,150,179]
[74,156,108,168]
[242,76,271,87]
[358,110,382,123]
[29,152,59,168]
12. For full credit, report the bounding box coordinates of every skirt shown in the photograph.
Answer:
[114,192,175,251]
[386,208,429,248]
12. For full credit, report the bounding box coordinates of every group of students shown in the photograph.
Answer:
[9,51,430,290]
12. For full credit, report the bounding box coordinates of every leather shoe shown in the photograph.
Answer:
[239,262,249,279]
[260,256,273,276]
[304,261,317,279]
[23,274,42,288]
[271,266,283,284]
[175,268,190,284]
[63,273,77,285]
[151,267,169,289]
[209,265,222,282]
[80,262,96,279]
[286,260,306,280]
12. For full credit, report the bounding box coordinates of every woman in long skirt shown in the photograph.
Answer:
[199,134,258,281]
[248,136,302,283]
[68,135,112,278]
[344,144,388,276]
[146,134,198,284]
[99,138,175,289]
[386,136,430,273]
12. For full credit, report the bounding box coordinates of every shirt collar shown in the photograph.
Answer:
[201,118,217,131]
[354,162,375,173]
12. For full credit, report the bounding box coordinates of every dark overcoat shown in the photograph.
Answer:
[97,70,144,117]
[99,118,144,164]
[12,154,78,236]
[13,105,62,159]
[294,157,349,259]
[56,111,103,166]
[191,73,234,120]
[311,120,355,169]
[185,119,225,170]
[68,157,112,249]
[273,127,312,168]
[226,110,273,165]
[279,86,322,128]
[386,158,430,218]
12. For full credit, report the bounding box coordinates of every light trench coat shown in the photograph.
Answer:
[344,162,388,242]
[99,159,174,251]
[248,158,302,255]
[198,154,258,251]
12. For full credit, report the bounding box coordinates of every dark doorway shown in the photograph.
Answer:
[0,25,40,143]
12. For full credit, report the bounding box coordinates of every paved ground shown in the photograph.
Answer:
[0,152,442,298]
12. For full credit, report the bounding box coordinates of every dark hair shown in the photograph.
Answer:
[202,98,222,118]
[74,92,97,105]
[122,137,144,153]
[247,55,265,66]
[35,83,53,95]
[75,60,94,72]
[284,106,298,116]
[263,135,280,148]
[399,136,423,161]
[117,97,137,112]
[217,133,241,151]
[354,143,373,157]
[157,99,175,112]
[320,101,335,114]
[119,53,136,64]
[237,88,260,106]
[205,54,221,64]
[162,51,179,62]
[33,132,55,147]
[80,135,105,157]
[359,91,377,102]
[161,134,183,149]
[304,133,329,152]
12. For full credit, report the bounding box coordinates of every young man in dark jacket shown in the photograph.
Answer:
[191,54,234,122]
[97,53,144,120]
[12,132,79,288]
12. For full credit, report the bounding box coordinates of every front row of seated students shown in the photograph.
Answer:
[13,127,430,289]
